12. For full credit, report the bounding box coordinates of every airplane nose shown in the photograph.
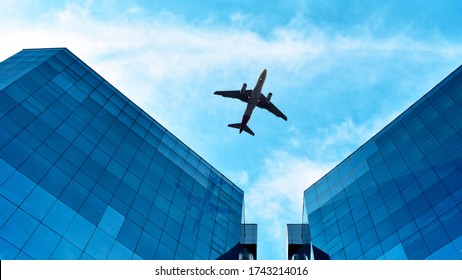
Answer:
[261,69,267,79]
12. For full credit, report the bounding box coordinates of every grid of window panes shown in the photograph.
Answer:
[287,224,310,245]
[304,65,462,260]
[241,224,257,245]
[0,48,244,260]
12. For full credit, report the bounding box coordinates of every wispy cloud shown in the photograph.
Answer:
[244,151,333,259]
[2,0,462,260]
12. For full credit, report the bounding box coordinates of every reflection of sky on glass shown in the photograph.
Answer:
[2,0,462,259]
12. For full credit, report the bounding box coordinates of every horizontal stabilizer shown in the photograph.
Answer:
[228,123,241,129]
[228,123,255,136]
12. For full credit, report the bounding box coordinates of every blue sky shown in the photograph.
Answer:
[1,0,462,260]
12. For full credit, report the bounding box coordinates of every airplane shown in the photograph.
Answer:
[214,69,287,136]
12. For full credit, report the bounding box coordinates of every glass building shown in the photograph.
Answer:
[286,224,330,260]
[0,48,247,260]
[303,65,462,259]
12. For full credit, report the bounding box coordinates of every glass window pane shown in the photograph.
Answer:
[51,238,82,259]
[0,208,39,248]
[0,171,36,206]
[23,224,60,259]
[43,200,76,235]
[98,206,125,238]
[64,214,96,250]
[86,228,114,259]
[20,186,55,221]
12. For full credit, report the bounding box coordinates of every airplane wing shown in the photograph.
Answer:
[257,94,288,121]
[214,90,252,103]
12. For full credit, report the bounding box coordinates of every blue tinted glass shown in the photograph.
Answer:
[1,138,33,169]
[0,208,39,248]
[81,157,104,181]
[0,159,15,184]
[359,228,379,252]
[79,194,107,226]
[424,182,449,207]
[439,206,462,239]
[148,207,167,229]
[391,206,413,229]
[23,224,60,259]
[344,239,362,259]
[0,91,19,115]
[72,170,95,190]
[9,105,35,128]
[43,200,76,235]
[375,217,395,241]
[417,169,440,191]
[0,49,245,260]
[39,166,71,197]
[117,219,142,251]
[176,243,194,259]
[15,252,33,260]
[17,75,40,93]
[144,221,162,241]
[108,240,133,260]
[421,219,450,253]
[124,211,144,228]
[18,152,52,184]
[0,195,17,228]
[86,228,114,259]
[432,242,460,260]
[381,232,400,253]
[99,206,125,238]
[442,168,462,194]
[164,217,182,240]
[356,215,373,235]
[135,231,158,259]
[92,183,112,203]
[402,232,430,259]
[107,159,126,180]
[155,242,175,259]
[384,243,407,260]
[0,237,19,259]
[408,193,431,218]
[59,181,89,212]
[0,171,36,206]
[98,170,119,193]
[109,196,130,216]
[337,212,354,229]
[64,214,96,250]
[340,225,358,246]
[20,186,55,221]
[56,121,79,143]
[51,239,82,259]
[2,82,29,103]
[115,183,136,206]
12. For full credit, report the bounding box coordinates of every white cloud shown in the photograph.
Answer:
[227,170,249,187]
[244,151,333,259]
[313,112,400,160]
[2,1,462,260]
[244,111,399,259]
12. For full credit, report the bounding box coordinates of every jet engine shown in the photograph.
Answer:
[240,83,247,96]
[266,92,273,104]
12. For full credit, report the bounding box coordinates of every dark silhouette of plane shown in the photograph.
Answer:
[214,69,287,136]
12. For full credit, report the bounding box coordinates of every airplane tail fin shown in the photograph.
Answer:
[228,123,255,136]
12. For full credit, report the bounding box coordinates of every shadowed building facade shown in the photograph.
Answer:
[303,65,462,259]
[0,48,248,260]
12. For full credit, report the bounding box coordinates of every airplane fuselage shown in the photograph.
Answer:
[240,69,267,133]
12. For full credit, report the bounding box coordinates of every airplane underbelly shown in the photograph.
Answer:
[244,105,254,117]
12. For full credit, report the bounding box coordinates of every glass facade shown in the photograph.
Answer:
[304,65,462,260]
[0,48,245,260]
[287,224,310,260]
